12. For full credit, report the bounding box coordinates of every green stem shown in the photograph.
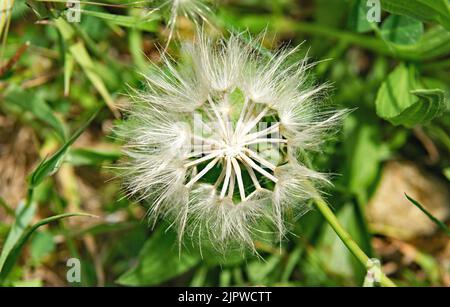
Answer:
[314,197,397,287]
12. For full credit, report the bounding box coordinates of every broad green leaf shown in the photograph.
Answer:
[30,230,55,263]
[394,26,450,61]
[223,12,449,61]
[343,116,389,202]
[0,212,96,281]
[381,0,450,30]
[375,64,446,127]
[405,194,450,237]
[28,108,99,188]
[4,86,66,141]
[315,205,356,279]
[0,201,36,273]
[303,203,371,285]
[247,255,282,284]
[393,89,446,127]
[381,15,424,45]
[116,227,199,286]
[348,0,373,33]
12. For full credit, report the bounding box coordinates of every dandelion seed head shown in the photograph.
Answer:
[117,32,346,252]
[161,0,214,49]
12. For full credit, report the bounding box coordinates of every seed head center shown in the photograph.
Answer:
[224,144,242,158]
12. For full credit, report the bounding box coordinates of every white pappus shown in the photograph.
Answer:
[116,31,347,252]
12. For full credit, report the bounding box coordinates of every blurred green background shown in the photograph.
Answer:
[0,0,449,287]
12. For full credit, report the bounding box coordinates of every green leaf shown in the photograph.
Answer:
[348,0,373,33]
[405,194,450,237]
[79,9,160,32]
[0,212,96,282]
[381,0,450,30]
[380,15,424,45]
[129,29,148,71]
[0,197,15,217]
[30,231,55,263]
[66,148,120,166]
[444,168,450,181]
[0,202,36,273]
[68,41,119,118]
[54,18,119,117]
[395,89,447,127]
[394,26,450,60]
[4,86,66,141]
[116,227,199,286]
[375,63,446,127]
[12,279,43,287]
[315,205,357,279]
[25,0,65,19]
[247,255,282,284]
[343,116,389,202]
[28,108,99,188]
[63,51,74,96]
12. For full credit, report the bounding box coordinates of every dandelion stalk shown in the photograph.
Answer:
[314,196,397,287]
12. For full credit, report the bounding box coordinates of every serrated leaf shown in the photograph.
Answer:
[28,109,99,188]
[4,86,66,141]
[391,89,446,127]
[381,0,450,30]
[380,15,424,45]
[116,227,199,286]
[375,64,446,127]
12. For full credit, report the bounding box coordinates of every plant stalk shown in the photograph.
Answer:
[314,197,397,287]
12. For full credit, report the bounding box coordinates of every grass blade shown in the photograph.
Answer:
[0,201,36,273]
[4,85,67,141]
[28,108,99,188]
[405,193,450,236]
[69,42,120,118]
[0,0,14,59]
[0,212,97,282]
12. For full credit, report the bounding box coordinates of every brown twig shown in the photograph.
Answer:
[413,126,439,164]
[0,41,30,77]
